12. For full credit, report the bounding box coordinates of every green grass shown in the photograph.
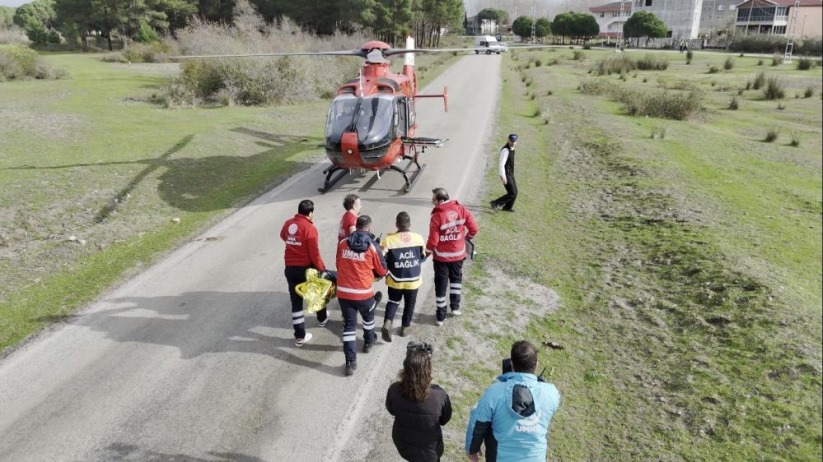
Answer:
[446,49,822,461]
[0,50,459,352]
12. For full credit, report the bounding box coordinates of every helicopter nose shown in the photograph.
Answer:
[341,132,360,164]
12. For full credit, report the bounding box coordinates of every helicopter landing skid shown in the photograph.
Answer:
[390,155,426,193]
[317,165,349,193]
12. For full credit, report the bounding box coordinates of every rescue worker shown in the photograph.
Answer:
[381,211,426,341]
[490,134,518,213]
[338,193,361,241]
[336,215,388,376]
[279,199,327,347]
[426,188,479,326]
[465,340,561,462]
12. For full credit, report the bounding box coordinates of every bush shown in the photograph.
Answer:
[123,41,171,63]
[790,132,801,147]
[729,96,739,110]
[135,21,158,44]
[623,90,703,120]
[763,76,785,99]
[636,54,668,70]
[777,102,786,110]
[686,50,693,61]
[0,26,29,45]
[764,128,778,142]
[804,86,814,98]
[757,59,764,66]
[771,53,782,66]
[594,55,636,75]
[573,50,585,60]
[0,44,63,80]
[166,16,365,106]
[752,72,766,90]
[708,66,720,74]
[723,56,735,70]
[796,58,812,70]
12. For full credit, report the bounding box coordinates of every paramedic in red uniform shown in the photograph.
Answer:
[336,215,388,376]
[338,193,361,241]
[426,188,479,326]
[280,199,327,347]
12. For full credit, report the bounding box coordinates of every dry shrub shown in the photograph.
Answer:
[579,77,702,120]
[729,96,739,110]
[796,58,813,70]
[752,71,766,90]
[723,56,735,70]
[573,50,585,60]
[0,26,29,45]
[764,128,779,142]
[804,86,814,98]
[167,3,365,107]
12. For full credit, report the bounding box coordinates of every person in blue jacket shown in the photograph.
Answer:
[465,340,561,462]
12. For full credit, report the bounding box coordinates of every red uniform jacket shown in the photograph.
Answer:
[426,200,479,263]
[280,214,326,271]
[336,231,388,300]
[338,210,357,241]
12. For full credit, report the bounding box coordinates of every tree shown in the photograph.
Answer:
[511,15,532,39]
[552,11,598,44]
[623,10,667,44]
[535,17,550,39]
[54,0,95,51]
[13,0,56,29]
[0,6,16,28]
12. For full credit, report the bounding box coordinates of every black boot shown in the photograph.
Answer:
[345,360,357,376]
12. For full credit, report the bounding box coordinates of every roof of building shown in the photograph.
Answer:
[590,1,632,12]
[736,0,822,7]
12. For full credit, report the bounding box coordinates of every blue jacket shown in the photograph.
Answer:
[465,372,561,462]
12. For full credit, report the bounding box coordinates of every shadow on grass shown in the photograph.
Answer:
[5,130,321,219]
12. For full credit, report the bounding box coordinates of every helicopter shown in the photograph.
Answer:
[172,36,451,193]
[172,38,550,193]
[316,37,449,193]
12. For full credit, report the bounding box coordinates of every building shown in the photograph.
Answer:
[735,0,822,37]
[590,1,633,38]
[632,0,705,40]
[699,0,741,36]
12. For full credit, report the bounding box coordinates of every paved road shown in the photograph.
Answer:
[0,54,501,462]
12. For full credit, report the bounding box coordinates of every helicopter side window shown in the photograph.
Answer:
[396,97,408,138]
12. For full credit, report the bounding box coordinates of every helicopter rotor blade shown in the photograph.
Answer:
[167,50,367,60]
[382,44,555,57]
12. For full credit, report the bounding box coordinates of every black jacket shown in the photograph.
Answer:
[385,382,453,462]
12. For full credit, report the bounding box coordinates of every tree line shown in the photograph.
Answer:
[9,0,673,52]
[8,0,464,51]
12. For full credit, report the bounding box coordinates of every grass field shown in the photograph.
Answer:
[441,48,822,460]
[0,50,460,353]
[1,45,820,460]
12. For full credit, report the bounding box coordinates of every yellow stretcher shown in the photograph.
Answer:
[295,268,336,314]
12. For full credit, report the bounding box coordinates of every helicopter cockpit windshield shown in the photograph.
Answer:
[325,94,395,149]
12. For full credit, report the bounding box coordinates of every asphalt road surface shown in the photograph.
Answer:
[0,53,502,462]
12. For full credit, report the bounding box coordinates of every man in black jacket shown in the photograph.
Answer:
[490,134,518,213]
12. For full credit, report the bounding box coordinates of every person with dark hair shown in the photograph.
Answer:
[465,340,561,462]
[380,211,426,340]
[490,134,518,213]
[280,199,327,347]
[386,347,453,462]
[426,187,479,326]
[338,194,361,241]
[336,215,387,376]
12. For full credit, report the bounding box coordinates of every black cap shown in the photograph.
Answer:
[509,134,518,141]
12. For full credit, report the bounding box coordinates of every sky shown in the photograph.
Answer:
[0,0,28,7]
[0,0,30,7]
